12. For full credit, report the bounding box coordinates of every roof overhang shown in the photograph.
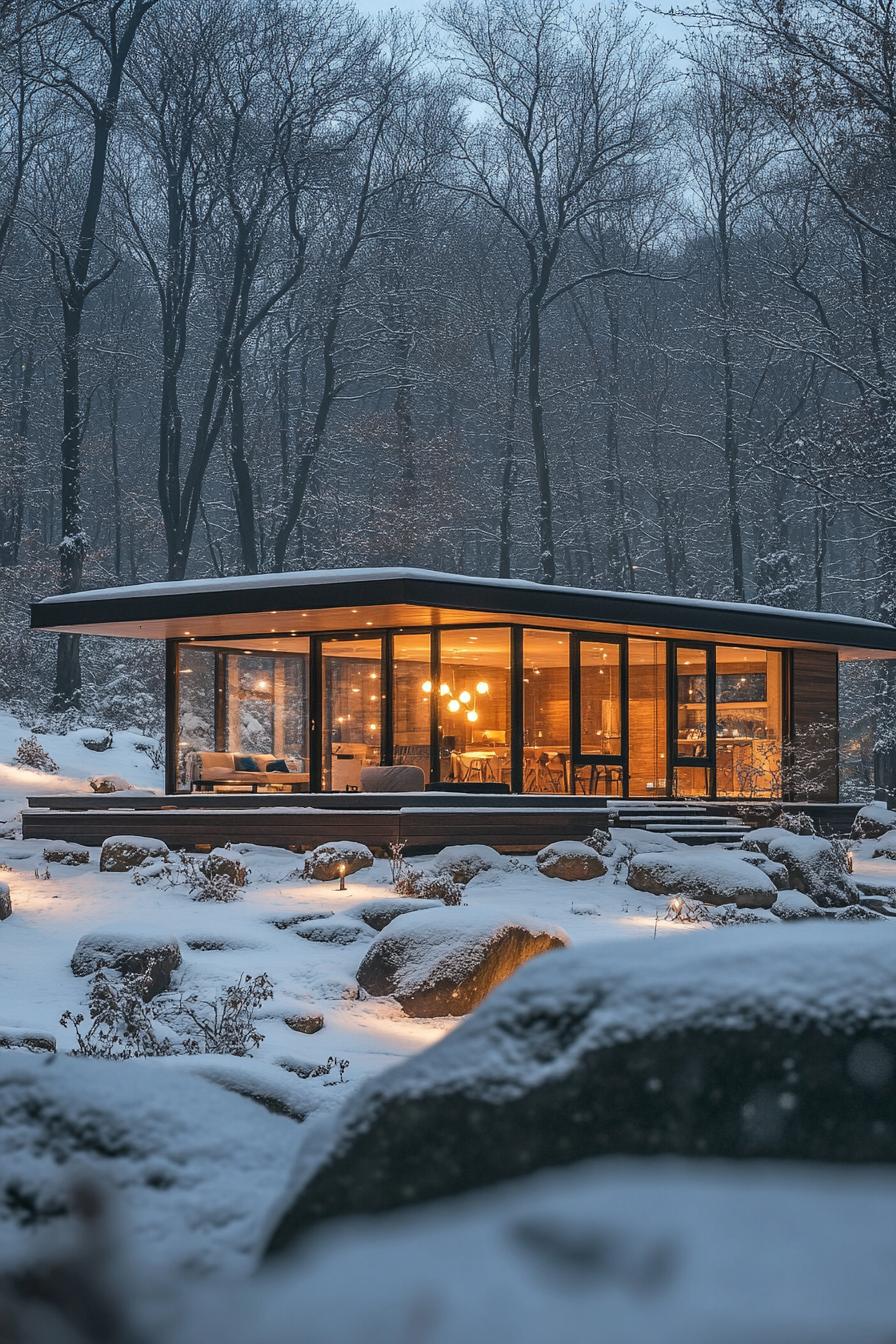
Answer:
[29,566,896,658]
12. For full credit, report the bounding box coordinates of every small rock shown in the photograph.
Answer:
[89,775,134,793]
[296,918,372,946]
[432,845,507,885]
[202,848,248,887]
[285,1012,324,1035]
[42,842,90,866]
[71,932,182,999]
[736,850,790,890]
[0,883,11,921]
[349,897,443,931]
[852,804,896,840]
[536,841,607,882]
[272,909,336,930]
[303,842,374,882]
[872,829,896,860]
[78,728,113,752]
[100,835,169,872]
[833,904,883,921]
[772,891,825,921]
[0,1027,55,1052]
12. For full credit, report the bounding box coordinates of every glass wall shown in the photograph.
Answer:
[438,628,511,786]
[176,638,309,789]
[176,645,216,788]
[173,625,787,798]
[628,638,667,797]
[322,637,383,790]
[716,647,783,797]
[392,632,432,783]
[523,630,570,792]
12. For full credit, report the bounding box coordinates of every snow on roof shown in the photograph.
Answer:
[32,563,896,634]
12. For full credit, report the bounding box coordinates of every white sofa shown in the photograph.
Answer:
[187,751,308,792]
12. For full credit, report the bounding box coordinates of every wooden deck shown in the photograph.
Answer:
[21,792,861,852]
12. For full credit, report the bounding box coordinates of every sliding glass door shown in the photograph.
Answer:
[572,635,625,796]
[321,637,384,791]
[671,642,714,797]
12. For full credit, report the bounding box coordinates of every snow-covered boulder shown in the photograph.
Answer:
[0,882,10,921]
[195,1158,896,1344]
[743,830,857,908]
[852,803,896,840]
[90,774,135,793]
[285,1011,324,1035]
[76,726,113,752]
[71,931,182,999]
[872,829,896,859]
[0,1026,54,1052]
[355,907,569,1018]
[627,851,777,909]
[349,896,443,931]
[296,917,372,946]
[100,835,169,872]
[771,890,824,921]
[735,850,790,890]
[42,840,90,866]
[266,925,896,1250]
[302,842,373,882]
[536,840,607,882]
[431,844,508,885]
[202,847,248,887]
[0,1054,298,1272]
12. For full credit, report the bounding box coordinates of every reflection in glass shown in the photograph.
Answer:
[438,628,510,786]
[392,633,432,783]
[176,646,216,788]
[523,630,570,792]
[323,638,383,790]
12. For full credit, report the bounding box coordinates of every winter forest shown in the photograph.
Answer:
[0,0,894,765]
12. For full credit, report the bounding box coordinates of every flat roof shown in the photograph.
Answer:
[29,565,896,655]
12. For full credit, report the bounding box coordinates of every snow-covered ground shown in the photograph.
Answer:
[1,711,895,1335]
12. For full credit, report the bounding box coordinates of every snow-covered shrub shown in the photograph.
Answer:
[133,735,164,771]
[583,827,613,854]
[13,735,58,773]
[175,852,243,903]
[61,970,273,1058]
[394,865,463,906]
[772,810,817,836]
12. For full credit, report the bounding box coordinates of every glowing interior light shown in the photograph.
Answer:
[439,683,451,697]
[421,679,433,694]
[466,709,478,723]
[475,680,489,694]
[369,722,378,732]
[447,698,461,713]
[459,690,472,705]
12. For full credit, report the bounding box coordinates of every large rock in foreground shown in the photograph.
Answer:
[627,851,777,908]
[742,829,858,908]
[266,925,896,1251]
[71,932,182,999]
[355,908,569,1017]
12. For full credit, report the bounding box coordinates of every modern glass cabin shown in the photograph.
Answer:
[30,567,896,803]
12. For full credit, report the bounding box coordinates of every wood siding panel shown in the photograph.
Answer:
[790,650,839,802]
